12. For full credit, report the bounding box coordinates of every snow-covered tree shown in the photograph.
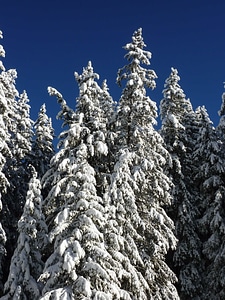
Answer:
[160,67,202,299]
[38,84,129,299]
[1,87,34,284]
[0,30,11,295]
[98,79,116,175]
[217,83,225,138]
[99,79,116,128]
[14,90,34,158]
[194,104,225,299]
[6,89,34,212]
[74,62,113,196]
[32,104,55,179]
[105,28,179,299]
[1,166,47,300]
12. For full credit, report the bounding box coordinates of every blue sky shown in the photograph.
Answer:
[1,0,225,138]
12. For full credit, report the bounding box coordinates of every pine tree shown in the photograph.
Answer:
[32,103,55,179]
[160,68,203,299]
[38,85,129,299]
[1,166,47,300]
[106,28,179,299]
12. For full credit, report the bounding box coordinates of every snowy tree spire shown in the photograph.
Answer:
[1,166,47,299]
[116,28,158,149]
[217,83,225,138]
[0,30,5,72]
[193,105,225,299]
[106,29,179,298]
[117,28,157,90]
[32,103,55,179]
[218,82,225,117]
[39,61,130,298]
[74,61,103,132]
[160,68,203,299]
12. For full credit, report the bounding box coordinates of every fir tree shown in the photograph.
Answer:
[106,28,179,299]
[217,83,225,137]
[1,87,34,283]
[0,30,11,295]
[98,79,116,175]
[160,68,203,299]
[1,166,47,300]
[39,86,129,299]
[32,103,55,179]
[15,91,33,158]
[194,104,225,299]
[74,61,111,194]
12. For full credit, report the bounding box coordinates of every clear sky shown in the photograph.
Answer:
[1,0,225,137]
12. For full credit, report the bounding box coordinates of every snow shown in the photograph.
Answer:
[47,86,63,98]
[75,276,92,297]
[55,207,70,225]
[95,141,108,155]
[0,45,5,58]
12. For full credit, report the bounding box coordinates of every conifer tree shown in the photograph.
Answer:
[160,68,203,299]
[0,30,11,295]
[1,87,34,281]
[1,166,47,300]
[39,85,129,299]
[8,89,34,211]
[194,104,225,299]
[106,28,179,299]
[217,83,225,137]
[32,103,55,179]
[74,62,113,197]
[99,79,116,128]
[14,90,34,161]
[98,79,116,175]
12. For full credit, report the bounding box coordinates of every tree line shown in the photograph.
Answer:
[0,28,224,299]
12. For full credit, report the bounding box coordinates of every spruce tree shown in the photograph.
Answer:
[106,28,179,299]
[1,166,47,300]
[39,84,129,299]
[98,79,116,175]
[74,61,112,196]
[32,103,55,179]
[160,68,202,299]
[1,87,34,282]
[0,30,11,295]
[217,83,225,137]
[194,103,225,299]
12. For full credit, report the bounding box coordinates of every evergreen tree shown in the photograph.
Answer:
[1,87,34,283]
[217,83,225,137]
[0,30,11,295]
[32,103,55,179]
[99,79,116,128]
[39,86,129,299]
[194,104,225,299]
[160,68,202,299]
[98,79,116,175]
[14,90,34,159]
[106,28,179,299]
[1,166,47,300]
[74,61,113,196]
